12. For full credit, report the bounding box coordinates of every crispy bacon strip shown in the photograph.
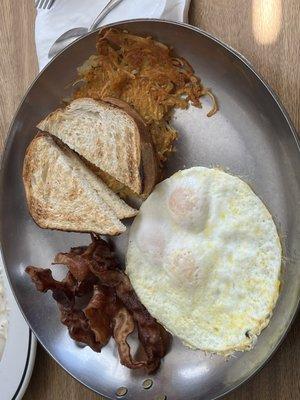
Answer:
[112,307,146,370]
[54,253,92,282]
[60,307,102,352]
[69,246,88,255]
[26,236,171,372]
[114,274,171,372]
[54,236,120,279]
[84,285,111,346]
[86,235,121,271]
[87,258,171,372]
[54,245,93,282]
[54,242,100,294]
[26,266,102,352]
[84,284,146,369]
[26,266,74,308]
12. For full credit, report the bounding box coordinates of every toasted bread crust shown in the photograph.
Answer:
[22,132,128,235]
[103,97,158,197]
[37,98,142,195]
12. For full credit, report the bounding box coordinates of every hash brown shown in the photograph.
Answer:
[75,28,217,168]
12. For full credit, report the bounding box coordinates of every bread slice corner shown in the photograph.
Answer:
[22,132,131,236]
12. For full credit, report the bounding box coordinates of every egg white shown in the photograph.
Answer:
[126,167,281,354]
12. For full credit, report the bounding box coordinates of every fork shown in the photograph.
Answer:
[35,0,56,9]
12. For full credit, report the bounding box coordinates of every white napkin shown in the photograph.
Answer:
[35,0,191,70]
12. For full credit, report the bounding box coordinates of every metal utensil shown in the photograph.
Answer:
[35,0,56,9]
[48,0,123,59]
[1,20,299,400]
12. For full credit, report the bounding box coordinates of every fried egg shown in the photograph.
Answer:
[126,167,281,354]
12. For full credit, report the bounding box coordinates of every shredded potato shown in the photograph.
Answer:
[74,28,218,167]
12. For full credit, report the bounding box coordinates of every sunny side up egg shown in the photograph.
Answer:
[126,167,282,355]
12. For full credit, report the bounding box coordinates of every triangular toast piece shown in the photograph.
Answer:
[23,133,128,235]
[37,98,143,194]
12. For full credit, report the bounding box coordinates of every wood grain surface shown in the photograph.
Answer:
[0,0,299,399]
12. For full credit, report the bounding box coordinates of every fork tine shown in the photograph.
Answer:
[47,0,56,9]
[35,0,58,10]
[40,0,55,9]
[36,0,46,9]
[36,0,44,8]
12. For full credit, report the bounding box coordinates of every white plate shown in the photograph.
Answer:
[0,255,36,400]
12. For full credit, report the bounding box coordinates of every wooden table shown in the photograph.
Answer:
[0,1,299,399]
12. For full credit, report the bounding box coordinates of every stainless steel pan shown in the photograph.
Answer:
[1,20,299,400]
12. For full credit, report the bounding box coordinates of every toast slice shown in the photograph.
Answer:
[57,138,138,220]
[37,98,146,195]
[103,97,158,198]
[23,133,137,235]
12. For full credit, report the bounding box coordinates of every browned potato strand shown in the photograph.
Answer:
[75,28,217,170]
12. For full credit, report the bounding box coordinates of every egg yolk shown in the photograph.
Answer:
[164,249,204,287]
[168,187,198,215]
[168,186,209,232]
[136,223,165,261]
